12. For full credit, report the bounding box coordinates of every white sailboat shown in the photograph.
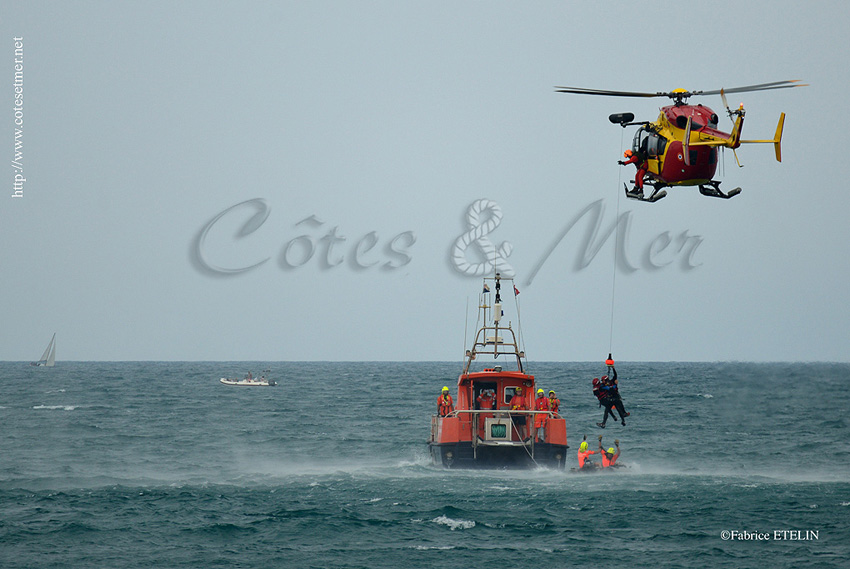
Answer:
[32,333,56,367]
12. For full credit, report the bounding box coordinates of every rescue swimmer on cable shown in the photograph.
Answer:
[555,80,807,202]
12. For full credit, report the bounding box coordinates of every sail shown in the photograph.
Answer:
[35,333,56,367]
[46,335,56,367]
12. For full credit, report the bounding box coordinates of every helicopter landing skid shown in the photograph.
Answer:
[624,183,667,203]
[699,182,742,199]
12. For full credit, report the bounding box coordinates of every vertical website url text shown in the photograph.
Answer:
[12,36,24,198]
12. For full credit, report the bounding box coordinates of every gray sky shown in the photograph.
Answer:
[2,1,847,361]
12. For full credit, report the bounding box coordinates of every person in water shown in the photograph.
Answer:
[509,386,528,440]
[547,390,560,417]
[437,386,454,417]
[598,435,620,468]
[533,389,549,442]
[577,435,596,469]
[593,377,620,428]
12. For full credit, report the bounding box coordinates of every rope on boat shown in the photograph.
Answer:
[509,412,541,467]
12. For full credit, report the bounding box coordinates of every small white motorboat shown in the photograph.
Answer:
[220,371,276,387]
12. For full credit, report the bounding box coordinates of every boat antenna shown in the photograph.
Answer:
[514,280,527,365]
[463,296,469,363]
[494,272,502,360]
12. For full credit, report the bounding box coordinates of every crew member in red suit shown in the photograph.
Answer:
[619,149,647,197]
[533,389,550,442]
[509,387,528,440]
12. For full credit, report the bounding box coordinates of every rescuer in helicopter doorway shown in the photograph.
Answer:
[618,149,648,199]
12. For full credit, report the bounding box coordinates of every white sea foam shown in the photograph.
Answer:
[33,405,75,411]
[432,515,475,530]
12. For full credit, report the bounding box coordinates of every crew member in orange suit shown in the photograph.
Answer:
[598,435,621,468]
[509,387,528,440]
[437,386,454,417]
[577,437,596,469]
[534,389,549,442]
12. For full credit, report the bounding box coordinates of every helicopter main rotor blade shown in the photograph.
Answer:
[700,80,807,96]
[554,86,664,98]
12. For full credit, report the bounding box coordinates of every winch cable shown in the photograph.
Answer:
[608,128,626,354]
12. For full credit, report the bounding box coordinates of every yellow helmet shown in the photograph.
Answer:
[537,389,544,395]
[579,441,588,451]
[608,447,615,454]
[548,390,555,396]
[442,386,449,392]
[515,387,522,393]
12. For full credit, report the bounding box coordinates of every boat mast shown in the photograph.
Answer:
[462,273,526,375]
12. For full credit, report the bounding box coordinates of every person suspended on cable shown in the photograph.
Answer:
[534,389,549,442]
[437,386,454,417]
[602,366,629,425]
[593,377,619,428]
[598,435,620,468]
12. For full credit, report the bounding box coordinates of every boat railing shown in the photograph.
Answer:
[434,409,560,422]
[449,409,554,417]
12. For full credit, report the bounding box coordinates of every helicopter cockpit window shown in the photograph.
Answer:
[632,129,648,156]
[676,115,704,130]
[632,128,667,157]
[649,134,668,156]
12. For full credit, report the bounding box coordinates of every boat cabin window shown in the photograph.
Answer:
[632,128,668,158]
[503,386,523,405]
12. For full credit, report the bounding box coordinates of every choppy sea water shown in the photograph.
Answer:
[1,361,848,568]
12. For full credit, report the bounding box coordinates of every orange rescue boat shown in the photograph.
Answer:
[429,273,568,469]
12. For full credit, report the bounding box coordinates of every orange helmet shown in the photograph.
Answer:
[623,150,633,158]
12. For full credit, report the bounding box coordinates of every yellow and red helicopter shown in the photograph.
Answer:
[556,80,807,202]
